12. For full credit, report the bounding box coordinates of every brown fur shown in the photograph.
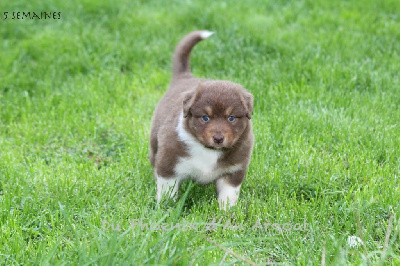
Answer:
[149,31,254,190]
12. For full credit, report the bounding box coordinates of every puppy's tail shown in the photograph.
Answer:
[172,30,214,79]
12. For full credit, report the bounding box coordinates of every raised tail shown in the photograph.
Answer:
[172,30,214,79]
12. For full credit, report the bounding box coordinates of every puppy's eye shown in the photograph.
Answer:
[202,115,210,122]
[228,116,236,122]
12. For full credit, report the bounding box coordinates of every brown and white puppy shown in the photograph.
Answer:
[149,31,254,210]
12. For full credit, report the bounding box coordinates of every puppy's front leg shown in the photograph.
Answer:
[156,175,180,202]
[216,171,245,210]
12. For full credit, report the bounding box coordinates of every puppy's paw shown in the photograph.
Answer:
[156,175,179,203]
[216,178,241,210]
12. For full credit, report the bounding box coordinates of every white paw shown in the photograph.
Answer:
[216,178,241,210]
[156,175,179,202]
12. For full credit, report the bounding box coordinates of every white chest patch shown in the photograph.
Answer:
[175,114,242,184]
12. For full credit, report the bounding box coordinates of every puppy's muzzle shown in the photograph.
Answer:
[213,134,224,144]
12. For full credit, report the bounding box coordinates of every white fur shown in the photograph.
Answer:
[200,30,214,39]
[156,175,179,202]
[216,178,241,210]
[175,114,242,184]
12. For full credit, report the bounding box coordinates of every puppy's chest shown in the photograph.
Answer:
[174,143,235,183]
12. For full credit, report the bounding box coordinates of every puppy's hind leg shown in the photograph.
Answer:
[156,174,180,202]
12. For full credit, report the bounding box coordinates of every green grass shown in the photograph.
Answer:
[1,0,399,264]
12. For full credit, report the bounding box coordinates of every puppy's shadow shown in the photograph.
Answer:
[152,181,219,214]
[178,180,217,210]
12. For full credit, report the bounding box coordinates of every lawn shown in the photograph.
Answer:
[0,0,399,264]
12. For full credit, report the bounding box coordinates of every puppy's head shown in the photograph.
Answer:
[182,81,253,149]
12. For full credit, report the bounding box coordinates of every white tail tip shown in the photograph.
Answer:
[200,30,215,39]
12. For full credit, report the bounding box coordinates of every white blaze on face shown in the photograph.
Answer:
[216,178,241,210]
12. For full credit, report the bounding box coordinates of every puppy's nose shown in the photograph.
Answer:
[213,135,224,144]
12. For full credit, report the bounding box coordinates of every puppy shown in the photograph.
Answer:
[149,31,254,210]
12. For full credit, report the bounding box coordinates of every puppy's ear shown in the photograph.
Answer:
[241,90,254,119]
[183,92,195,118]
[182,83,204,118]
